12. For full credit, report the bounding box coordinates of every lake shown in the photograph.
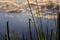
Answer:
[0,1,58,40]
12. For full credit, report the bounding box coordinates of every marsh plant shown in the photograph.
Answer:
[0,0,59,40]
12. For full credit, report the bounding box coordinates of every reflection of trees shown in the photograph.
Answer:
[54,5,59,10]
[41,5,45,9]
[46,1,54,9]
[0,1,22,10]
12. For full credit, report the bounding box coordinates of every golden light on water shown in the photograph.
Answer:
[43,15,57,19]
[0,0,58,19]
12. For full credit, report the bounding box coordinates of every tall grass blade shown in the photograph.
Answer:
[56,12,59,40]
[6,21,10,40]
[35,0,45,38]
[56,0,59,39]
[46,20,49,40]
[22,32,25,40]
[26,0,39,40]
[13,27,17,40]
[5,34,7,40]
[50,29,53,40]
[36,0,40,17]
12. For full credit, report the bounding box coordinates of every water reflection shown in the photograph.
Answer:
[0,0,58,40]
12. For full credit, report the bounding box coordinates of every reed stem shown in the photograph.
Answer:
[28,18,33,40]
[56,12,59,40]
[6,21,10,40]
[56,0,59,40]
[50,29,53,40]
[5,34,7,40]
[27,0,39,40]
[36,0,40,17]
[13,27,17,40]
[46,20,49,40]
[22,32,25,40]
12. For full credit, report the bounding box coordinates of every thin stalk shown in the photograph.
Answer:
[38,3,43,39]
[5,34,7,40]
[40,18,44,40]
[26,0,35,22]
[38,26,41,40]
[37,8,44,40]
[35,0,44,39]
[41,31,45,40]
[22,32,25,40]
[26,0,39,40]
[38,23,45,40]
[6,21,10,40]
[46,20,49,40]
[56,0,59,40]
[36,0,45,40]
[46,24,48,40]
[35,0,43,40]
[53,31,56,40]
[36,0,40,17]
[52,2,57,27]
[28,18,32,40]
[37,23,45,40]
[13,27,17,40]
[50,29,53,40]
[56,12,59,40]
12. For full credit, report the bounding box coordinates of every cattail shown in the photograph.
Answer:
[26,0,36,31]
[28,18,33,40]
[26,0,35,21]
[6,21,10,40]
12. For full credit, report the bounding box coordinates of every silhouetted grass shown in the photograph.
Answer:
[36,0,40,17]
[13,27,17,40]
[46,21,49,40]
[28,18,33,40]
[27,0,39,40]
[6,21,10,40]
[0,0,59,40]
[56,12,59,40]
[0,15,58,40]
[22,32,25,40]
[5,34,7,40]
[50,29,53,40]
[35,0,45,40]
[56,1,59,40]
